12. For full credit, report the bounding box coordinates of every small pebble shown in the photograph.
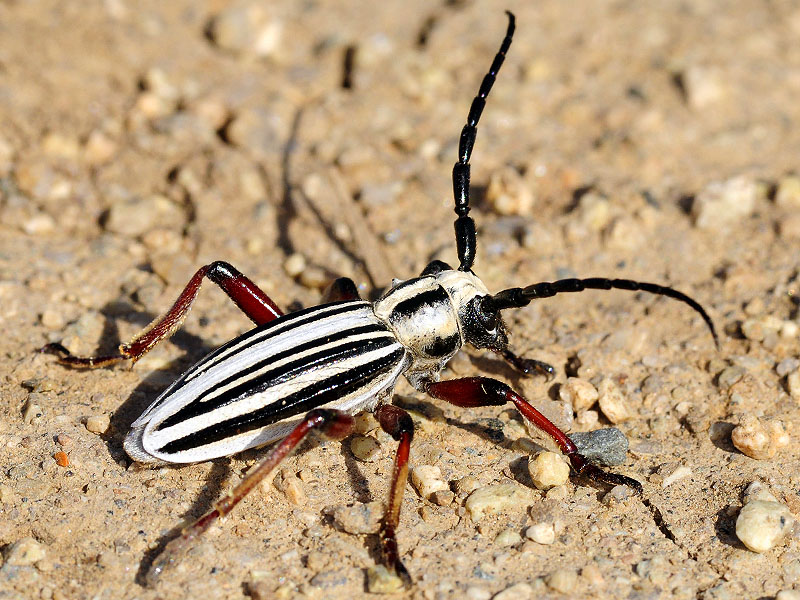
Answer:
[283,253,306,278]
[776,591,800,600]
[574,409,599,430]
[731,414,789,459]
[104,194,185,238]
[366,565,405,594]
[453,475,481,495]
[494,528,523,547]
[527,451,570,490]
[545,568,578,594]
[569,427,629,466]
[661,465,692,488]
[85,414,110,434]
[680,65,726,109]
[559,378,599,411]
[410,465,448,499]
[575,192,612,231]
[208,3,283,58]
[431,489,455,506]
[23,400,43,424]
[525,522,555,545]
[53,451,70,467]
[349,435,381,462]
[465,586,492,600]
[331,501,382,534]
[352,411,379,434]
[597,379,631,423]
[492,582,533,600]
[775,175,800,209]
[692,176,757,230]
[485,166,535,216]
[465,483,531,521]
[581,563,605,587]
[736,499,795,553]
[602,484,633,505]
[280,475,306,505]
[787,369,800,403]
[5,537,46,566]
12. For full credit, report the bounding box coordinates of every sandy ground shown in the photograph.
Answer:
[2,1,800,598]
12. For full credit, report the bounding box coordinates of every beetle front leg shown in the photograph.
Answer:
[146,408,354,586]
[41,261,283,368]
[373,404,415,588]
[496,348,555,379]
[425,376,642,492]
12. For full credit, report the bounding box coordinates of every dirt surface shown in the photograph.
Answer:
[2,1,800,598]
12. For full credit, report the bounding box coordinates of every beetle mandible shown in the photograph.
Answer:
[43,11,717,587]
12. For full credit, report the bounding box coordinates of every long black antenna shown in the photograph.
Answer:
[453,11,515,271]
[484,277,719,347]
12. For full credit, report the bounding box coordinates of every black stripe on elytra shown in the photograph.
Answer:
[179,301,369,383]
[390,287,450,321]
[159,347,407,455]
[157,325,394,429]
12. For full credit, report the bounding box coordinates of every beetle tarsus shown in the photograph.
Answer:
[39,342,129,369]
[498,348,556,379]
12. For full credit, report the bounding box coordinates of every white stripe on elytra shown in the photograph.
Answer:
[189,328,395,406]
[183,301,370,381]
[143,343,404,454]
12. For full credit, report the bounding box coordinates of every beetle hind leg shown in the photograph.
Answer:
[146,408,354,586]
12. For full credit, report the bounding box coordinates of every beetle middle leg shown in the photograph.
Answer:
[373,403,415,587]
[322,276,362,302]
[41,260,284,368]
[146,408,355,586]
[425,376,643,492]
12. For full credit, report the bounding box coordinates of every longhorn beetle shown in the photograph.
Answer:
[43,11,717,588]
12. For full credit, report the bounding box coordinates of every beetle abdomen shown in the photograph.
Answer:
[125,301,409,463]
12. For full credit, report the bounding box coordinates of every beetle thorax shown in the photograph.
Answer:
[373,270,491,387]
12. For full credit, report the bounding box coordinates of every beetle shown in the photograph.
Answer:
[42,11,717,588]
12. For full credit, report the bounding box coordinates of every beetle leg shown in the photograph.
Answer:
[425,376,642,493]
[322,277,362,302]
[41,260,283,368]
[373,404,415,588]
[146,408,354,587]
[496,348,555,380]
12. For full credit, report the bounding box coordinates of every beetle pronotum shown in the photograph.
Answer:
[43,11,717,587]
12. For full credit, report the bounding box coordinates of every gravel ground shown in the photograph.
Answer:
[2,1,800,599]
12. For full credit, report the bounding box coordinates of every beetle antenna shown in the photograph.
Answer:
[453,11,515,272]
[485,277,719,348]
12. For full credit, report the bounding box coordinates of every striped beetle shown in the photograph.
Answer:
[43,12,717,588]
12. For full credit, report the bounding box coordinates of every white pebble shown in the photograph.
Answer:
[494,529,523,547]
[465,483,531,521]
[545,568,578,594]
[731,415,789,460]
[692,176,757,230]
[736,500,795,552]
[410,465,448,499]
[283,253,306,278]
[85,414,110,434]
[661,465,692,488]
[776,591,800,600]
[559,378,598,412]
[349,435,381,462]
[525,522,555,545]
[597,378,631,423]
[527,451,570,490]
[331,501,382,534]
[485,166,535,216]
[5,537,46,566]
[787,369,800,403]
[366,565,405,594]
[680,65,726,109]
[492,582,533,600]
[775,175,800,209]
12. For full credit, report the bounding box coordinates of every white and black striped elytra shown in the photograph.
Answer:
[125,270,490,464]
